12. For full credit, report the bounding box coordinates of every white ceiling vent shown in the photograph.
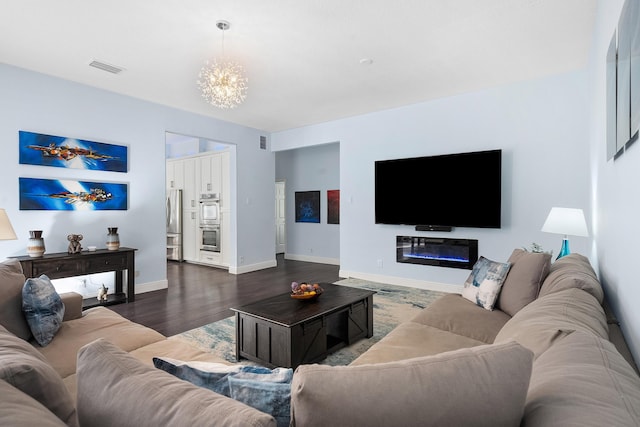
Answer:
[89,60,124,74]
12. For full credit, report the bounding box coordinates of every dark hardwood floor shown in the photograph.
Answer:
[109,254,340,336]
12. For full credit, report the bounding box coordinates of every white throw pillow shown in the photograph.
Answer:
[462,256,511,310]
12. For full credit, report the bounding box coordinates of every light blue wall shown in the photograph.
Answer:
[589,0,640,366]
[272,70,591,291]
[0,63,276,290]
[276,143,340,262]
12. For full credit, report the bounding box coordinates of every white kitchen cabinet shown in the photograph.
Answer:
[183,210,198,262]
[166,161,174,189]
[166,159,184,190]
[182,158,198,210]
[200,250,222,265]
[199,154,222,194]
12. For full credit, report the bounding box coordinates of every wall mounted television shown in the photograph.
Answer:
[375,149,502,228]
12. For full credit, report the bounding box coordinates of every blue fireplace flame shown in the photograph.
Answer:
[405,253,469,263]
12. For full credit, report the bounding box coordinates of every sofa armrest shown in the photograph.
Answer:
[60,292,83,321]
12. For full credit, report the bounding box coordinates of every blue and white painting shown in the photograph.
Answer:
[19,131,128,173]
[19,177,128,211]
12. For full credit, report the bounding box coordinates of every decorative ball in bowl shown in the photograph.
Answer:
[291,282,323,300]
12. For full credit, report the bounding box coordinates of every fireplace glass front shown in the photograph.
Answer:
[396,236,478,270]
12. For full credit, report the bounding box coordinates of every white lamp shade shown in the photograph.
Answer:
[0,209,17,240]
[541,207,589,237]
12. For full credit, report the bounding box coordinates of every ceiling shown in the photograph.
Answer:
[1,0,597,133]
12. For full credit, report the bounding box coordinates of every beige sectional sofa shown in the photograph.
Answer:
[291,252,640,426]
[2,251,640,426]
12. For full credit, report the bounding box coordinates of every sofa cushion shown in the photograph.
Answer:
[0,324,78,427]
[76,338,277,427]
[0,258,32,340]
[291,341,533,427]
[350,321,488,365]
[538,253,604,304]
[0,379,67,427]
[35,306,165,378]
[498,249,551,316]
[523,331,640,427]
[22,274,65,346]
[62,373,78,404]
[494,288,608,358]
[130,337,231,366]
[409,293,511,344]
[461,256,511,310]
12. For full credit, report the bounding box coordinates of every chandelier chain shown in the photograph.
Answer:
[220,24,225,57]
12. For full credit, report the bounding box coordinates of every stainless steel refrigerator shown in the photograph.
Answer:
[166,189,183,261]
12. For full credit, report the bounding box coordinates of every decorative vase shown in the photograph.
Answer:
[106,227,120,251]
[27,230,46,258]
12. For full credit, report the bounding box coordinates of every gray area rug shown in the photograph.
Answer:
[169,278,446,366]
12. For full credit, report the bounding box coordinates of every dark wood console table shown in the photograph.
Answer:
[13,247,137,310]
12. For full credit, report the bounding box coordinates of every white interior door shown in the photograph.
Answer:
[275,181,286,254]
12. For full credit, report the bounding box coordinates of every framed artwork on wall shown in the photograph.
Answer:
[617,0,632,153]
[327,189,340,224]
[607,29,618,160]
[606,0,640,161]
[19,131,128,172]
[295,191,320,223]
[631,0,640,140]
[19,177,128,211]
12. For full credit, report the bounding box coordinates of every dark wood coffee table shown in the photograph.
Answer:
[230,283,375,369]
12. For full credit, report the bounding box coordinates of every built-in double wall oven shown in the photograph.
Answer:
[199,193,220,252]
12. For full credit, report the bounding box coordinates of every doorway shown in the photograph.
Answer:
[275,180,286,254]
[165,131,235,267]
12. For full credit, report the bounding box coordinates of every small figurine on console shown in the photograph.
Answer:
[97,284,109,302]
[67,234,83,254]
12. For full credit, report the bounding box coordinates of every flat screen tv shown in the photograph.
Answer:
[375,149,502,228]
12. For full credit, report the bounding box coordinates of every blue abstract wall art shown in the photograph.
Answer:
[19,131,128,172]
[19,177,128,211]
[295,191,320,223]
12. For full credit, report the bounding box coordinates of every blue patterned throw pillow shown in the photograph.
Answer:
[228,366,293,427]
[22,275,65,346]
[462,256,512,311]
[153,357,292,427]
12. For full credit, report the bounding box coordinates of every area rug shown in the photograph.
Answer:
[169,278,446,366]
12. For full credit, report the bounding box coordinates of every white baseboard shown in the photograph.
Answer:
[229,259,278,275]
[184,260,228,270]
[284,253,340,265]
[134,279,168,295]
[338,269,463,294]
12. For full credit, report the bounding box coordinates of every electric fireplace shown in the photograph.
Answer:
[396,236,478,270]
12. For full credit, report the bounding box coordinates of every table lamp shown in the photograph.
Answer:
[541,207,588,260]
[0,209,17,241]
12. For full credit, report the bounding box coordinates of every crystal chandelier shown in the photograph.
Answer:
[197,20,248,109]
